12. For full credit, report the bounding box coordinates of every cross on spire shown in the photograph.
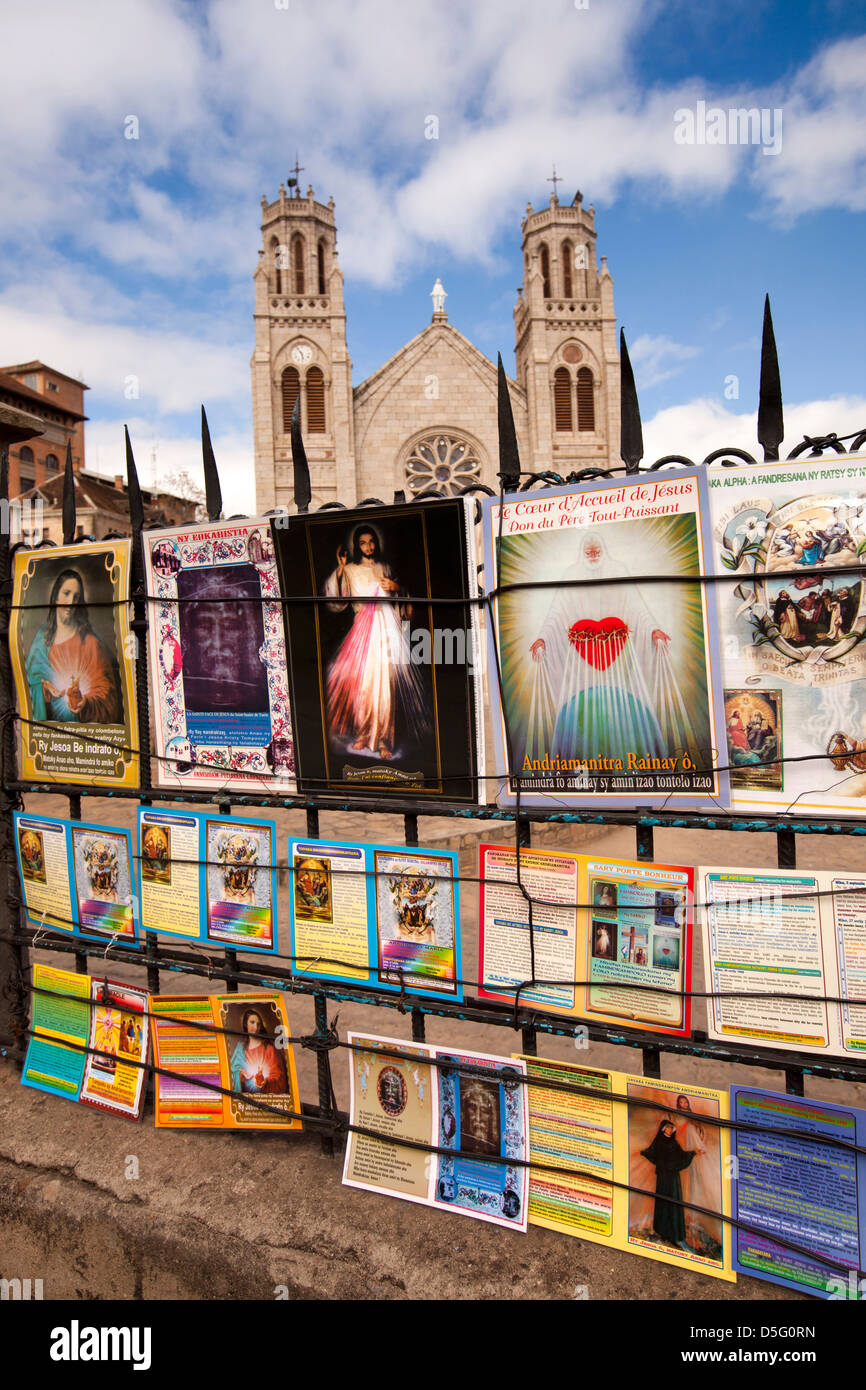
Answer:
[287,154,305,189]
[548,164,561,201]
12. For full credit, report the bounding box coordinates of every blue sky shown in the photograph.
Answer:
[0,0,864,509]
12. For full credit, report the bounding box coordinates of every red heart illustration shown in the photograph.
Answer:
[567,617,628,671]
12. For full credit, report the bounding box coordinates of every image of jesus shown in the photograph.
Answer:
[25,568,121,725]
[322,526,427,760]
[229,1008,287,1096]
[527,530,700,763]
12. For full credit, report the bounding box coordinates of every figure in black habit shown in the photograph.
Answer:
[640,1118,695,1250]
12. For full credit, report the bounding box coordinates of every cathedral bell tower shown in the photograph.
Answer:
[252,177,356,511]
[514,186,619,474]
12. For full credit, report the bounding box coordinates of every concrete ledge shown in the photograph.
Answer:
[0,1060,800,1301]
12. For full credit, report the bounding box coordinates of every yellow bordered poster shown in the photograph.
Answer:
[10,541,138,787]
[518,1055,735,1282]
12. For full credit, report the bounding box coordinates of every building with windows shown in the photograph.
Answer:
[251,183,620,511]
[16,470,201,545]
[0,361,87,497]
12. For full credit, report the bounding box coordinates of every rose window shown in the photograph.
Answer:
[404,434,482,495]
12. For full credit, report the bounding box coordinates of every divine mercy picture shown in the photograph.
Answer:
[273,498,483,803]
[482,472,727,809]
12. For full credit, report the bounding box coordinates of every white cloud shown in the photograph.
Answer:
[629,333,701,390]
[86,418,254,517]
[0,292,247,416]
[1,4,862,290]
[753,35,866,216]
[643,394,866,467]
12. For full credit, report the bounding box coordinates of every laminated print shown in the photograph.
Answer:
[152,992,301,1130]
[708,453,866,814]
[731,1087,866,1299]
[433,1047,528,1230]
[10,541,137,787]
[287,837,462,1000]
[21,963,91,1103]
[626,1081,727,1274]
[70,824,136,944]
[699,864,866,1057]
[144,519,295,793]
[343,1034,528,1231]
[272,498,484,804]
[80,979,150,1121]
[14,812,138,947]
[519,1059,735,1281]
[478,846,693,1037]
[481,470,728,809]
[138,808,279,954]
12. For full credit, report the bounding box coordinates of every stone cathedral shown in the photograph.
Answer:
[251,180,620,512]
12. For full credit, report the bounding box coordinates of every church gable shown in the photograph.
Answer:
[353,322,528,500]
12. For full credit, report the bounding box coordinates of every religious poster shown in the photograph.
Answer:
[287,836,462,999]
[152,992,301,1130]
[699,865,866,1057]
[272,498,484,804]
[481,471,728,809]
[79,979,149,1121]
[519,1057,735,1282]
[708,452,866,815]
[144,519,295,793]
[138,808,278,954]
[731,1086,866,1298]
[432,1046,528,1229]
[344,1033,529,1231]
[343,1034,436,1205]
[10,541,138,787]
[478,845,693,1037]
[14,811,138,946]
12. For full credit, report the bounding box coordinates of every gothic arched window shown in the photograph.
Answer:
[271,237,282,295]
[562,241,573,298]
[317,240,326,296]
[540,243,551,298]
[292,235,305,294]
[44,453,59,472]
[553,368,573,432]
[404,433,482,496]
[577,367,595,431]
[306,367,326,433]
[281,366,301,432]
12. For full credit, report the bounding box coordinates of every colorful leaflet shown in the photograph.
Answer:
[708,452,866,816]
[481,470,728,809]
[22,965,149,1121]
[478,845,693,1036]
[15,812,137,945]
[344,1034,529,1231]
[22,963,90,1102]
[272,497,484,805]
[151,993,301,1130]
[80,979,149,1120]
[138,808,278,953]
[699,866,866,1056]
[731,1086,866,1299]
[287,837,462,999]
[10,541,138,788]
[144,519,295,793]
[519,1056,734,1282]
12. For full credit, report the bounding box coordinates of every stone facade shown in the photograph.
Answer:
[252,185,619,512]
